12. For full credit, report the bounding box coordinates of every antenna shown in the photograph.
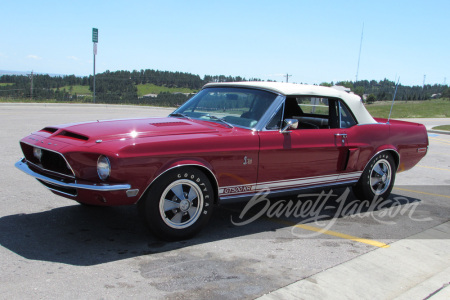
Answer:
[387,78,400,124]
[355,23,364,82]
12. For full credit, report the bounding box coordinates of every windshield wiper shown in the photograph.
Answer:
[208,115,234,128]
[168,113,191,120]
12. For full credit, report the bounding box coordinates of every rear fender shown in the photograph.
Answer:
[367,146,400,171]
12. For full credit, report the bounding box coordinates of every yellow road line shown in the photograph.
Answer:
[430,137,450,143]
[417,165,450,171]
[429,138,450,146]
[274,219,390,248]
[223,206,390,248]
[394,187,450,199]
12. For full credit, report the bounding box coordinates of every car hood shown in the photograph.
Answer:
[36,117,221,143]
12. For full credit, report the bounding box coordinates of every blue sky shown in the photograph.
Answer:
[1,0,448,86]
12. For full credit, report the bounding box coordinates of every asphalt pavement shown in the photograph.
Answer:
[0,104,448,299]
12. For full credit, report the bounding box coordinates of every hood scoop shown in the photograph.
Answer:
[150,121,191,127]
[56,130,89,141]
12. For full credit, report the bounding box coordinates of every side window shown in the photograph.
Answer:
[285,96,332,129]
[339,102,357,128]
[268,97,357,130]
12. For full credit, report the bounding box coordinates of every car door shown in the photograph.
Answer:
[256,96,350,192]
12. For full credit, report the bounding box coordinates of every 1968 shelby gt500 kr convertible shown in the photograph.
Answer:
[16,82,429,240]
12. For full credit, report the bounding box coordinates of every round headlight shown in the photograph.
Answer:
[33,147,43,161]
[97,155,111,181]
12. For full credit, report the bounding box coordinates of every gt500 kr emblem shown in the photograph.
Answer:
[219,184,255,195]
[243,156,253,165]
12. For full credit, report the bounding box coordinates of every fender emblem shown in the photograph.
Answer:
[243,156,253,165]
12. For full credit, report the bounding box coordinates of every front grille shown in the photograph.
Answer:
[20,142,74,177]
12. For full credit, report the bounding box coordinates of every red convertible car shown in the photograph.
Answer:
[16,82,428,240]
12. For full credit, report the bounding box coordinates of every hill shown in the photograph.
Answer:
[1,68,449,106]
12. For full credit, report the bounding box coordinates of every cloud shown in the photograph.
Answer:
[26,55,42,60]
[67,56,80,61]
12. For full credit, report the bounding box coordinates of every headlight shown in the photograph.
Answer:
[33,147,43,161]
[97,155,111,181]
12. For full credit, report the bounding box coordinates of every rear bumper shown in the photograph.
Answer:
[15,158,132,192]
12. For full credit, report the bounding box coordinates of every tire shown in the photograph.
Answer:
[353,152,396,201]
[139,167,215,240]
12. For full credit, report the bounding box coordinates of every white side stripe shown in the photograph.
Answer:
[218,172,363,196]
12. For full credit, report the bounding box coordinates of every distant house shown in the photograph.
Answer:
[142,93,158,98]
[173,92,194,96]
[431,93,442,99]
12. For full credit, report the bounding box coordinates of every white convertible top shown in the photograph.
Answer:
[204,82,377,124]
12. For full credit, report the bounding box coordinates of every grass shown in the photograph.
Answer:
[55,85,92,95]
[432,125,450,131]
[0,98,60,103]
[366,99,450,118]
[136,84,197,97]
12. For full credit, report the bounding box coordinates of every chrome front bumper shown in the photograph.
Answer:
[15,158,131,192]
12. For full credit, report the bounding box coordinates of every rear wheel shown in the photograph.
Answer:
[353,152,396,201]
[139,167,214,240]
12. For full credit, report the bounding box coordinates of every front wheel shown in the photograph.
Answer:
[353,152,396,201]
[138,167,215,240]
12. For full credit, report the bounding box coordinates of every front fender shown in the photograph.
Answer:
[138,157,219,204]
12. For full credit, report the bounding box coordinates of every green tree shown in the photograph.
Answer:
[366,94,376,104]
[442,87,450,99]
[354,86,365,98]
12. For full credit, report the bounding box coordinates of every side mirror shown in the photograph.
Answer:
[280,119,298,133]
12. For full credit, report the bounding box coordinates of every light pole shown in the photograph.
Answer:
[92,28,98,103]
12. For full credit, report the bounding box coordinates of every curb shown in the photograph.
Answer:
[427,129,450,135]
[257,221,450,300]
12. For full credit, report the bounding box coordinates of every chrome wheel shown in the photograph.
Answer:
[159,179,204,229]
[369,159,392,195]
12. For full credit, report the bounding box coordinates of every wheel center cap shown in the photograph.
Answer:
[382,174,387,182]
[180,199,190,212]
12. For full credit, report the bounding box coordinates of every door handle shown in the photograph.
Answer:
[335,133,347,145]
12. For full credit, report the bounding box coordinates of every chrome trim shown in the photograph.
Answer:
[21,141,76,177]
[15,159,131,192]
[280,119,299,133]
[254,94,285,131]
[338,101,342,127]
[357,123,389,126]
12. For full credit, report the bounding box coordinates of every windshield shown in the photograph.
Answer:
[171,87,278,129]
